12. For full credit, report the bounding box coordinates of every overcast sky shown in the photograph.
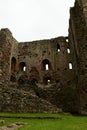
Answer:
[0,0,75,42]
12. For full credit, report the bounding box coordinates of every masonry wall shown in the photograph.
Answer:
[0,28,77,113]
[0,28,74,88]
[0,0,87,114]
[0,28,18,86]
[17,37,74,86]
[69,0,87,114]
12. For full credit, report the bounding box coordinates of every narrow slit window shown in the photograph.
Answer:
[57,44,60,52]
[67,48,70,53]
[43,77,51,85]
[23,66,26,71]
[69,63,73,69]
[47,79,50,84]
[45,64,49,70]
[11,57,16,72]
[57,49,60,52]
[66,39,68,42]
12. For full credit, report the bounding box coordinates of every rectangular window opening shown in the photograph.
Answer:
[67,48,70,53]
[69,63,72,69]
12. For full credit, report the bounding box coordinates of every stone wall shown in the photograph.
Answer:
[17,37,74,86]
[0,29,18,85]
[0,29,15,85]
[37,83,78,113]
[0,29,75,87]
[69,0,87,114]
[0,0,87,114]
[0,29,76,113]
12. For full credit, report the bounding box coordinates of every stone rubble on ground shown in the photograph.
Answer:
[0,122,27,130]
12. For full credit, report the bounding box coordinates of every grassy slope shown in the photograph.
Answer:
[0,113,87,130]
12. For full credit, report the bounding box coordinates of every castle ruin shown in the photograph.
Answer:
[0,0,87,114]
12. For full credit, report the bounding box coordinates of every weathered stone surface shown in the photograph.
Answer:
[37,83,78,113]
[0,86,60,113]
[0,0,87,114]
[69,0,87,114]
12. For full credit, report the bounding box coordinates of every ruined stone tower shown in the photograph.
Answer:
[69,0,87,114]
[0,0,87,114]
[0,29,18,85]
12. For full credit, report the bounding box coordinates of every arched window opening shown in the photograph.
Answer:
[31,78,38,85]
[19,62,26,72]
[18,75,28,84]
[29,67,39,82]
[10,75,16,82]
[67,48,70,53]
[43,77,51,85]
[18,77,24,84]
[23,66,26,71]
[45,64,49,70]
[36,92,40,98]
[57,44,60,52]
[11,57,16,73]
[66,38,69,42]
[66,39,68,42]
[69,63,73,69]
[47,79,51,84]
[42,59,51,71]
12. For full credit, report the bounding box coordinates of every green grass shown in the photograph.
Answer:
[0,112,62,118]
[0,113,87,130]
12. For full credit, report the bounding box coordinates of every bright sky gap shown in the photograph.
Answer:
[0,0,75,42]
